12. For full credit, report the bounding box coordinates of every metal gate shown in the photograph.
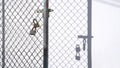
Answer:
[0,0,92,68]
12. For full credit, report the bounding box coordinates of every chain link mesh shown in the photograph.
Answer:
[4,0,44,68]
[49,0,88,68]
[0,0,89,68]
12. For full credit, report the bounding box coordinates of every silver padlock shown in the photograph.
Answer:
[30,29,36,35]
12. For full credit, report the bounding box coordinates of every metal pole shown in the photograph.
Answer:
[43,0,49,68]
[88,0,92,68]
[2,0,5,68]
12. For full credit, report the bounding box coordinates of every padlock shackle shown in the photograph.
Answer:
[33,19,38,24]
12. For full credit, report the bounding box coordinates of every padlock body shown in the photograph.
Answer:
[30,29,36,35]
[76,56,80,60]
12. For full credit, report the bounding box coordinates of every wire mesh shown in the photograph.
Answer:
[4,0,44,68]
[0,0,90,68]
[49,0,88,68]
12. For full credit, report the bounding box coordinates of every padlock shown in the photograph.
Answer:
[75,53,80,61]
[29,19,40,35]
[30,29,36,35]
[75,55,80,60]
[76,44,80,53]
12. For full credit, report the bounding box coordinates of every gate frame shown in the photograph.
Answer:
[2,0,5,68]
[43,0,49,68]
[1,0,92,68]
[87,0,92,68]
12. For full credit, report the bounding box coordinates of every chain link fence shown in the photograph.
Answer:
[49,0,88,68]
[0,0,91,68]
[4,0,44,68]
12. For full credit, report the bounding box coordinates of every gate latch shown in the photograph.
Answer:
[36,9,53,17]
[78,35,93,51]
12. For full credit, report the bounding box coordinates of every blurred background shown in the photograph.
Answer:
[92,0,120,68]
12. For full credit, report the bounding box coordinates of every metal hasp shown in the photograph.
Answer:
[36,9,53,17]
[36,9,53,13]
[78,35,93,51]
[78,35,93,39]
[43,0,49,68]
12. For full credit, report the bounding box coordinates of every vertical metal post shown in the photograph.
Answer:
[2,0,5,68]
[43,0,49,68]
[88,0,92,68]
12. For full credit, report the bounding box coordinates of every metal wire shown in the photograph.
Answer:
[49,0,88,68]
[0,0,90,68]
[4,0,44,68]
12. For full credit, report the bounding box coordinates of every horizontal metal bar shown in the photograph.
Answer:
[78,35,93,39]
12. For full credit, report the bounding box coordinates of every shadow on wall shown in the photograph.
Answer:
[95,0,120,8]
